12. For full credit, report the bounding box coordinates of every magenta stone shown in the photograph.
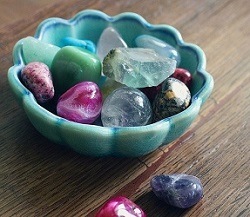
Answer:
[95,196,146,217]
[21,62,54,103]
[57,81,102,124]
[171,68,192,88]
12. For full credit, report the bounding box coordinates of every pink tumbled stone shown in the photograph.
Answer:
[57,81,102,124]
[21,62,54,103]
[95,196,146,217]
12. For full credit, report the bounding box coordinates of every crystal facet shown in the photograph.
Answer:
[150,174,203,208]
[57,81,102,124]
[101,87,152,127]
[97,27,127,61]
[95,196,146,217]
[21,62,54,103]
[103,48,176,88]
[135,34,181,66]
[153,78,191,121]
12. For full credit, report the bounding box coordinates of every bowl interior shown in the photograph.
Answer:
[8,10,213,157]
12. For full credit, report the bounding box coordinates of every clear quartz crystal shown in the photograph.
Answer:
[101,87,152,127]
[97,27,127,61]
[103,47,177,88]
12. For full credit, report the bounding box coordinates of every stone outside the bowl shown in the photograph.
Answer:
[8,10,214,157]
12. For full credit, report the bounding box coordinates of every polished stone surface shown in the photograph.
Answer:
[51,46,101,95]
[101,87,152,127]
[153,77,191,121]
[135,34,181,66]
[21,62,54,103]
[97,27,127,61]
[95,196,146,217]
[57,81,102,124]
[61,37,96,53]
[22,36,60,69]
[150,174,203,208]
[171,68,192,88]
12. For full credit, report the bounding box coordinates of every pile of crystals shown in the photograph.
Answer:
[20,27,193,127]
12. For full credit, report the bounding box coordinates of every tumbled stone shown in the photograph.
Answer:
[103,48,176,88]
[61,37,96,53]
[51,46,102,94]
[135,34,181,66]
[21,62,54,103]
[150,174,203,208]
[22,37,60,69]
[101,87,152,127]
[153,78,191,121]
[57,81,102,124]
[95,196,146,217]
[97,27,127,61]
[171,68,192,88]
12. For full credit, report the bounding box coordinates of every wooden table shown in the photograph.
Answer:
[0,0,249,216]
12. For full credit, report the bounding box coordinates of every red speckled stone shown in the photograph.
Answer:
[171,68,192,88]
[57,81,102,124]
[95,196,146,217]
[21,62,54,103]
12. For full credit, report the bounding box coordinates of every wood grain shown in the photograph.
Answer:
[0,0,249,216]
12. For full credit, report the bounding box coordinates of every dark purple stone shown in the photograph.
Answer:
[150,174,203,208]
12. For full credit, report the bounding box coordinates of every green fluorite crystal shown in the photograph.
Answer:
[103,48,177,88]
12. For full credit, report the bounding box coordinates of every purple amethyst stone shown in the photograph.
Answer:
[150,174,203,208]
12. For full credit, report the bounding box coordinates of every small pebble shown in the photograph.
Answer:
[150,174,203,208]
[153,78,191,121]
[21,62,54,103]
[95,196,146,217]
[61,37,96,53]
[171,68,192,88]
[51,46,102,94]
[57,81,102,124]
[101,87,152,127]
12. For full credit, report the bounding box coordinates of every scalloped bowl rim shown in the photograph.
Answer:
[8,9,214,156]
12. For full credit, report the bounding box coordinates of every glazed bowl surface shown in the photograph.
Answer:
[8,10,214,157]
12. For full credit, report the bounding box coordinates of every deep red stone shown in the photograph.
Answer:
[171,68,192,88]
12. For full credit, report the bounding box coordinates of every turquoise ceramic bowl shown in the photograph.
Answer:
[8,10,213,157]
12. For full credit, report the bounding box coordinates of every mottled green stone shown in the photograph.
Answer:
[51,46,102,95]
[22,37,60,69]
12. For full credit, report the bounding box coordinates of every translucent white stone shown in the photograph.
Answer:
[101,87,152,127]
[97,27,127,61]
[103,48,177,88]
[135,34,181,66]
